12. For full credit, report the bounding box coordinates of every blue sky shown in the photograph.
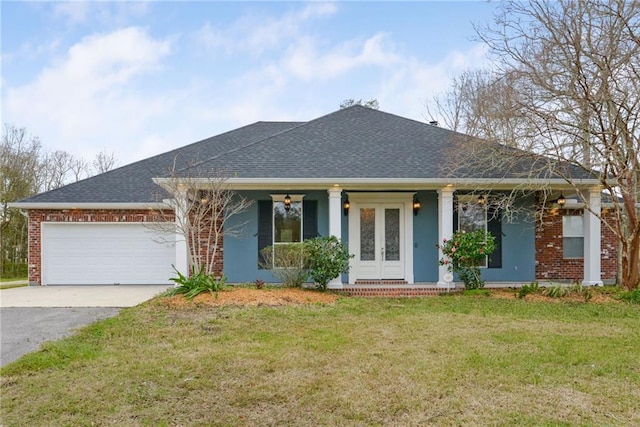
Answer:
[2,1,497,164]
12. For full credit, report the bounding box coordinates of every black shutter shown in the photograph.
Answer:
[487,206,502,268]
[453,202,459,233]
[303,200,318,240]
[257,200,272,269]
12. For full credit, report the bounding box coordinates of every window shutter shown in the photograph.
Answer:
[303,200,318,240]
[487,206,502,268]
[257,200,272,269]
[453,204,459,233]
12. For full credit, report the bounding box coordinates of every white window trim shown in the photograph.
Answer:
[562,214,584,259]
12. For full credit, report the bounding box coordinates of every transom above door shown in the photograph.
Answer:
[347,193,415,284]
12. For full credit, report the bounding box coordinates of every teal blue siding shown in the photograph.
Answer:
[412,191,440,281]
[223,190,331,283]
[224,190,536,283]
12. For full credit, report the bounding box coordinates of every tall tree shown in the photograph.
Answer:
[436,0,640,289]
[0,125,41,277]
[93,149,119,174]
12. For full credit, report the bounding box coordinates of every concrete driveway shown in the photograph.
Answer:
[0,285,171,367]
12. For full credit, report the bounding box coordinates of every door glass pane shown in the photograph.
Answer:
[385,208,400,261]
[360,208,375,261]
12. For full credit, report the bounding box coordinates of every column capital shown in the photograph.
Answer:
[327,187,342,196]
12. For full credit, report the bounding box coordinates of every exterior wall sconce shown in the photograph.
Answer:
[343,197,350,216]
[556,193,566,206]
[477,194,486,205]
[413,196,421,216]
[284,194,291,211]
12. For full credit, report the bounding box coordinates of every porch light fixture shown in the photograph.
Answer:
[556,193,566,206]
[477,194,486,206]
[343,197,350,216]
[413,196,421,216]
[284,194,292,212]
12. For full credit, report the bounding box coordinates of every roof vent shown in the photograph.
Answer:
[429,120,439,126]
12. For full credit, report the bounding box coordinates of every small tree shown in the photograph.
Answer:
[438,230,496,289]
[150,165,253,277]
[304,236,352,290]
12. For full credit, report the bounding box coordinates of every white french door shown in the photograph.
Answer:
[356,203,404,280]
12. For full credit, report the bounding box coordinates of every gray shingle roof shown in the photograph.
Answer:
[17,121,302,204]
[15,106,595,205]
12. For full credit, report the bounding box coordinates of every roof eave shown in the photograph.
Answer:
[7,202,170,210]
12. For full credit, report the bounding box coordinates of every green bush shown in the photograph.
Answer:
[517,282,540,299]
[438,230,496,289]
[165,266,226,299]
[304,236,352,290]
[543,285,568,298]
[617,289,640,304]
[259,244,308,287]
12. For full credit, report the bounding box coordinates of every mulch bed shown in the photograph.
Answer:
[157,287,339,308]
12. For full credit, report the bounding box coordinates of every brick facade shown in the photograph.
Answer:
[27,209,175,286]
[535,208,618,283]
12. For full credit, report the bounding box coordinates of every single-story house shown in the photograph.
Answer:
[11,106,617,294]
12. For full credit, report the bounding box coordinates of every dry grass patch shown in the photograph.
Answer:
[1,291,639,426]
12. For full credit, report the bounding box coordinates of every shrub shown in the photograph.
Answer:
[517,281,540,299]
[438,230,496,289]
[165,266,226,299]
[254,279,265,290]
[617,288,640,304]
[304,236,353,290]
[543,284,568,298]
[259,244,308,287]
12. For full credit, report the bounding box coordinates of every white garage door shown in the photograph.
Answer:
[42,223,176,285]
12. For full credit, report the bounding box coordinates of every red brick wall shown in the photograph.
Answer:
[28,209,175,286]
[535,208,618,283]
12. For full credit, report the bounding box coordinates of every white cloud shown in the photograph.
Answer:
[194,2,338,55]
[54,1,150,26]
[4,27,173,160]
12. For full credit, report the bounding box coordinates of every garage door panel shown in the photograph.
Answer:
[42,223,176,285]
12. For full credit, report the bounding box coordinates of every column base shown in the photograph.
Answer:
[581,280,604,287]
[327,277,344,290]
[437,281,456,289]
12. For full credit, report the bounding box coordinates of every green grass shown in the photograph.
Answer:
[2,295,639,426]
[0,276,27,283]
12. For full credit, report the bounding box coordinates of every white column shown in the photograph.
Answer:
[327,187,344,289]
[437,187,455,288]
[583,187,603,286]
[173,188,189,277]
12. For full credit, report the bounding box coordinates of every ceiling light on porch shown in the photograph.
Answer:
[556,193,566,206]
[284,194,292,211]
[343,197,350,216]
[477,194,486,205]
[413,196,421,216]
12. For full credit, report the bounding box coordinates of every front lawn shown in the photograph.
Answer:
[1,290,639,425]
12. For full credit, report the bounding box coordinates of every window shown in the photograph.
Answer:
[257,197,317,269]
[563,215,583,258]
[457,196,488,267]
[272,195,303,268]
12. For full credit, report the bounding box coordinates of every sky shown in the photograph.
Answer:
[1,1,498,166]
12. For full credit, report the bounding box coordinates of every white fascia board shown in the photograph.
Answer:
[153,176,602,190]
[7,202,170,210]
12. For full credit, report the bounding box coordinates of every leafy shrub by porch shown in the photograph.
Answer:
[438,230,496,289]
[304,236,352,290]
[259,237,352,289]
